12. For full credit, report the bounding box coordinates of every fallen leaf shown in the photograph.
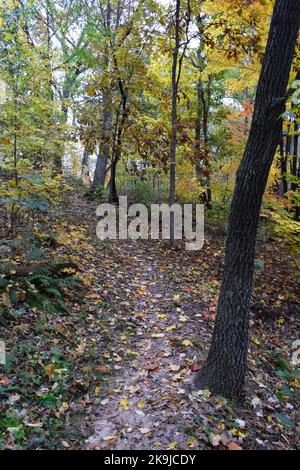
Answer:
[251,337,261,346]
[227,441,243,450]
[251,397,261,408]
[119,397,129,410]
[139,427,150,434]
[167,441,177,449]
[182,340,193,347]
[95,364,109,373]
[103,435,117,444]
[235,419,246,428]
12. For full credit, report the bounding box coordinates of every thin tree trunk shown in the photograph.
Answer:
[195,0,300,399]
[169,0,180,245]
[291,121,299,188]
[201,77,212,208]
[195,79,202,181]
[109,157,118,203]
[286,122,292,192]
[81,147,90,179]
[292,120,299,220]
[194,14,212,207]
[291,70,300,201]
[109,79,128,203]
[278,119,287,196]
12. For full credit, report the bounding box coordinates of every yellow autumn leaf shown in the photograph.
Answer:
[187,438,197,446]
[167,441,177,449]
[166,325,177,331]
[157,314,167,320]
[182,340,193,346]
[2,292,11,306]
[57,233,70,245]
[119,397,129,410]
[252,338,261,345]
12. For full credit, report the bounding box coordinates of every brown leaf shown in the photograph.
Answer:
[95,364,109,373]
[145,362,160,371]
[227,441,243,451]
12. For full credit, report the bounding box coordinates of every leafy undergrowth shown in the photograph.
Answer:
[0,192,299,450]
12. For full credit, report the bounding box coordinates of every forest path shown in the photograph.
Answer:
[71,196,299,450]
[85,238,214,450]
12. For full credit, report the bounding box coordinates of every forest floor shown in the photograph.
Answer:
[0,191,299,450]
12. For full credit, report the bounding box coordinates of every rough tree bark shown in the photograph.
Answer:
[81,147,90,180]
[195,0,300,399]
[93,84,112,190]
[93,1,112,191]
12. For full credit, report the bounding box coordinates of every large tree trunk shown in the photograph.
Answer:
[93,97,112,190]
[195,0,300,399]
[81,147,90,180]
[93,152,108,189]
[93,1,112,190]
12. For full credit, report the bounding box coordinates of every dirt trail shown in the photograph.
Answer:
[86,239,211,450]
[75,197,299,450]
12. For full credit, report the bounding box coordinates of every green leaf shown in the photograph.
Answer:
[275,412,292,428]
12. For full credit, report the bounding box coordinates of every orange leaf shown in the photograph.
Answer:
[0,376,9,385]
[95,364,109,373]
[227,441,243,451]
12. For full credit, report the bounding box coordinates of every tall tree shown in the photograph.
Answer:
[195,0,300,399]
[169,0,181,242]
[169,0,191,244]
[193,14,213,207]
[92,0,112,191]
